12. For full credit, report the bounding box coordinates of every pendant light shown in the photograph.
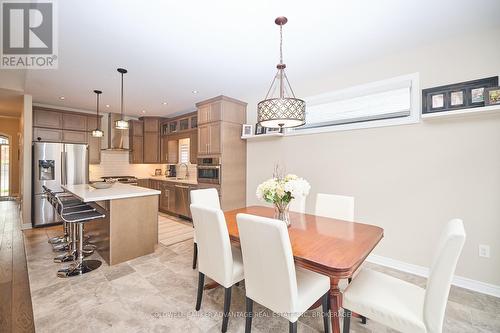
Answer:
[115,68,129,129]
[91,90,104,137]
[257,16,305,129]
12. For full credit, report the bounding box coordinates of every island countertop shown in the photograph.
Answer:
[62,183,161,202]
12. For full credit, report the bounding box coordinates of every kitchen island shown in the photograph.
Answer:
[62,183,160,265]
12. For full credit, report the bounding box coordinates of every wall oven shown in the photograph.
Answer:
[197,157,221,184]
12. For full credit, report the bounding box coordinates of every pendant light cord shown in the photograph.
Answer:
[120,73,124,120]
[96,93,100,128]
[279,24,283,65]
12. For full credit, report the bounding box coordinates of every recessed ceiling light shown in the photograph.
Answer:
[59,96,65,100]
[105,104,110,108]
[141,110,146,114]
[162,102,167,105]
[192,90,198,94]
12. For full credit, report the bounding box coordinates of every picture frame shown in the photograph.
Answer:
[241,124,253,137]
[484,87,500,106]
[255,123,266,135]
[422,76,499,114]
[266,127,282,134]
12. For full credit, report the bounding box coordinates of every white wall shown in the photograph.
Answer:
[246,28,500,286]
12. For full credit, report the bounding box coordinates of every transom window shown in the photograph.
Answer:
[0,136,8,145]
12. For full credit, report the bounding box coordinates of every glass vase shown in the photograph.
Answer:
[274,203,291,227]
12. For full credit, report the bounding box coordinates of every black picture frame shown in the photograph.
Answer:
[255,123,266,135]
[484,87,500,106]
[422,76,498,114]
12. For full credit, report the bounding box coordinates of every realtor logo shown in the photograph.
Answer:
[1,0,57,69]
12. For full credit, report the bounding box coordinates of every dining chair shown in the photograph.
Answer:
[190,204,244,333]
[342,219,466,333]
[237,213,331,333]
[190,188,221,269]
[315,193,354,221]
[289,194,306,213]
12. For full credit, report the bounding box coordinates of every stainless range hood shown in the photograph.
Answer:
[101,113,130,151]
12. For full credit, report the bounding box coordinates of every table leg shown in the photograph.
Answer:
[329,278,341,333]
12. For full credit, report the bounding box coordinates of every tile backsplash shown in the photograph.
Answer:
[89,151,163,180]
[89,150,198,181]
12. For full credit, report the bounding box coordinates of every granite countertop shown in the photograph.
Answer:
[62,183,161,202]
[147,176,198,185]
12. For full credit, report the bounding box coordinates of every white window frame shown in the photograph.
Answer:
[287,73,421,136]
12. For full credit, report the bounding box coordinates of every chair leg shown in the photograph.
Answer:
[245,297,253,333]
[192,242,198,269]
[322,292,330,333]
[195,272,204,311]
[222,286,232,333]
[289,321,297,333]
[343,309,351,333]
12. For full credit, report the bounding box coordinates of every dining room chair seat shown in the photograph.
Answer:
[343,269,426,333]
[294,267,331,322]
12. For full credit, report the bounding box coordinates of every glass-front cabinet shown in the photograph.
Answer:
[161,112,197,135]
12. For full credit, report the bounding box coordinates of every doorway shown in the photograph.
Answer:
[0,135,10,197]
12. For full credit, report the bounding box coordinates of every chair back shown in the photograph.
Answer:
[315,193,354,221]
[289,195,306,213]
[190,188,220,209]
[423,219,466,333]
[190,204,234,287]
[237,213,298,316]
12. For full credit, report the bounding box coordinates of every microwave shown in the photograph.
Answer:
[197,157,221,184]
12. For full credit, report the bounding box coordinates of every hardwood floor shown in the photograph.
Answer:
[0,200,35,333]
[158,213,193,247]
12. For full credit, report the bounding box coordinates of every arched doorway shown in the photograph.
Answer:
[0,134,10,197]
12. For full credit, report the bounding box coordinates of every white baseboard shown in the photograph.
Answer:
[366,254,500,298]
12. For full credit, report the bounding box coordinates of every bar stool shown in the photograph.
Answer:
[54,195,105,278]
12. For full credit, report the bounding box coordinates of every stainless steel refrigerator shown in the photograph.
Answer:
[32,142,88,227]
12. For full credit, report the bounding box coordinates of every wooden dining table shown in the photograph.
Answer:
[224,206,384,333]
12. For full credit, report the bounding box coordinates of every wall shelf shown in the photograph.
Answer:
[421,104,500,120]
[241,132,284,140]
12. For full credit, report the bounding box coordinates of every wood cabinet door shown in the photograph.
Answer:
[198,124,209,155]
[197,105,209,125]
[130,120,144,136]
[137,179,150,188]
[143,132,159,163]
[33,127,62,142]
[63,113,87,131]
[190,131,198,164]
[62,130,87,143]
[34,109,62,128]
[160,136,168,164]
[143,118,159,132]
[208,102,222,122]
[208,122,221,154]
[130,136,143,163]
[167,139,178,164]
[88,133,101,164]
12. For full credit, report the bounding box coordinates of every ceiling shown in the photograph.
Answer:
[11,0,500,117]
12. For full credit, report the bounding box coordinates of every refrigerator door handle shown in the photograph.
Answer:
[61,151,67,185]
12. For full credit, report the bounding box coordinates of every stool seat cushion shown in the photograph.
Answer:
[62,205,95,215]
[63,210,105,223]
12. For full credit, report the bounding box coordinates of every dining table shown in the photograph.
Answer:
[224,206,384,333]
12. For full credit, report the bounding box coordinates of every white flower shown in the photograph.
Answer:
[256,174,311,204]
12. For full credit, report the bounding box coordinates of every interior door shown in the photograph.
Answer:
[64,144,88,185]
[0,137,9,196]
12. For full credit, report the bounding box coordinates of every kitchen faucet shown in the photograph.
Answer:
[179,163,189,179]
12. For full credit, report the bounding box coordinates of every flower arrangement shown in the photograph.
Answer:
[256,170,311,225]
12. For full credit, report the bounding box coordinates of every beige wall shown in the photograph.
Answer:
[0,117,21,195]
[246,28,500,285]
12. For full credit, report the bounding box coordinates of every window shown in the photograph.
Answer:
[288,73,420,135]
[178,138,190,164]
[0,135,9,197]
[0,136,8,144]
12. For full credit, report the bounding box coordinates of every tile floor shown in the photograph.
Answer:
[23,216,500,333]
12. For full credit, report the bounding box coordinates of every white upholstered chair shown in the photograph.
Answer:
[190,204,244,333]
[342,219,466,333]
[289,194,306,213]
[315,193,354,221]
[190,188,221,269]
[237,213,331,333]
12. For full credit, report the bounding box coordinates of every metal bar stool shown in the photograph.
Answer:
[54,195,105,278]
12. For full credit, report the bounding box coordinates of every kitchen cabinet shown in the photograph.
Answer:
[33,109,62,128]
[197,101,221,125]
[143,132,159,163]
[62,130,87,143]
[190,131,198,164]
[129,120,144,164]
[143,117,160,132]
[137,178,150,188]
[167,139,178,164]
[63,113,87,131]
[198,122,220,155]
[33,127,62,142]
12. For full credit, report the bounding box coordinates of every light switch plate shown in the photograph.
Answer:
[479,244,490,258]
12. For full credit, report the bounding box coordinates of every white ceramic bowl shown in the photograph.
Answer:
[90,181,114,189]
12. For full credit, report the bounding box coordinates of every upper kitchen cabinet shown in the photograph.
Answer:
[141,117,163,163]
[63,113,87,131]
[161,112,197,135]
[129,120,144,164]
[33,108,63,129]
[196,95,246,125]
[198,122,220,155]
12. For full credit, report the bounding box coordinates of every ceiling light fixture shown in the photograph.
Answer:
[192,90,198,94]
[257,16,305,129]
[142,110,146,114]
[115,68,129,130]
[162,102,167,105]
[105,104,110,108]
[59,96,65,100]
[91,90,104,137]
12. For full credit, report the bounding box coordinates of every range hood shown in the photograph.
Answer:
[101,113,130,151]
